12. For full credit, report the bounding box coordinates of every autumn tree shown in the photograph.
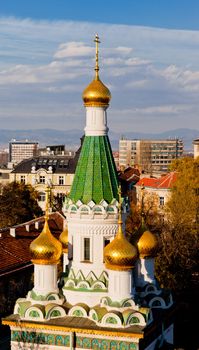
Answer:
[0,182,42,228]
[125,191,163,242]
[155,157,199,292]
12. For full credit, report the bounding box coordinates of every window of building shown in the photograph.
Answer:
[38,192,46,202]
[39,175,45,184]
[84,238,90,261]
[59,176,64,185]
[159,197,164,207]
[20,175,26,183]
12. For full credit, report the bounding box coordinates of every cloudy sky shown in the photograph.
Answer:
[0,0,199,133]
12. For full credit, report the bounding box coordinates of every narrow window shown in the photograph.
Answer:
[59,176,64,185]
[38,192,46,202]
[159,197,164,207]
[84,238,90,261]
[20,175,25,184]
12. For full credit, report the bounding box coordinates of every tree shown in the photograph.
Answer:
[166,157,199,231]
[0,182,43,228]
[155,157,199,292]
[125,191,163,242]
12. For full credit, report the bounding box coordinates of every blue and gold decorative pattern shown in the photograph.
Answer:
[11,331,138,349]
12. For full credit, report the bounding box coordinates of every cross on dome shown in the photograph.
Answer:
[94,34,100,79]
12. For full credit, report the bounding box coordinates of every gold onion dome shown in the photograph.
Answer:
[137,217,158,258]
[104,189,137,271]
[30,188,62,265]
[82,34,111,107]
[30,219,62,264]
[59,224,68,253]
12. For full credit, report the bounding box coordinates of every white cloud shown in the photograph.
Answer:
[54,42,93,58]
[0,17,199,133]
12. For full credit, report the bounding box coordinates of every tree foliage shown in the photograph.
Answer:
[0,182,43,228]
[167,157,199,231]
[155,157,199,292]
[125,192,163,242]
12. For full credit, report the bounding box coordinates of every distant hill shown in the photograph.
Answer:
[0,128,198,151]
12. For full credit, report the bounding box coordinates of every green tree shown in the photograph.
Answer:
[0,182,43,228]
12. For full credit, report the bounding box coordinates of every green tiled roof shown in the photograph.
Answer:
[69,136,118,204]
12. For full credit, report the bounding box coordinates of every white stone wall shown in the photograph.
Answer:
[108,269,133,301]
[84,106,108,136]
[33,264,58,295]
[67,216,118,276]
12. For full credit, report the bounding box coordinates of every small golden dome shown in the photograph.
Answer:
[104,220,137,271]
[59,224,68,253]
[82,77,111,107]
[137,230,158,258]
[30,219,62,265]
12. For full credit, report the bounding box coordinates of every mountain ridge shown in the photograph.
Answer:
[0,128,198,150]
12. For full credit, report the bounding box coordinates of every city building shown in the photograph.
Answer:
[0,167,11,186]
[0,149,9,165]
[38,144,75,157]
[3,36,174,350]
[193,138,199,159]
[9,151,80,211]
[9,140,39,167]
[119,138,183,173]
[135,172,177,209]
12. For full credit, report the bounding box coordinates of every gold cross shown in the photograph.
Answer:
[94,34,100,78]
[45,185,51,220]
[118,184,123,214]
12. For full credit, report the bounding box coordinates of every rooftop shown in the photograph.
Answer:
[0,212,64,276]
[136,172,177,189]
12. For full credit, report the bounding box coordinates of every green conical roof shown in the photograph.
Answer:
[69,136,118,204]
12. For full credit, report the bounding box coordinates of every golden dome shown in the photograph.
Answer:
[82,77,111,107]
[137,230,158,258]
[104,219,137,271]
[82,34,111,107]
[59,224,68,253]
[30,219,62,265]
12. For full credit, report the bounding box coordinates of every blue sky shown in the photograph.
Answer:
[0,1,199,134]
[1,0,199,30]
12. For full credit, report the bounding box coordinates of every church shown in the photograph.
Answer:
[3,35,174,350]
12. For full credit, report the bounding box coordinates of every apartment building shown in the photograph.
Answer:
[119,138,183,173]
[9,140,39,166]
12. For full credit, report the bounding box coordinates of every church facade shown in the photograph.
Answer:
[3,35,174,350]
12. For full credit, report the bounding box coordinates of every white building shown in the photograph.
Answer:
[119,138,183,173]
[9,140,39,166]
[135,172,177,209]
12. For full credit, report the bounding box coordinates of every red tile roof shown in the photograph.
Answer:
[136,172,177,189]
[118,167,140,183]
[0,212,65,275]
